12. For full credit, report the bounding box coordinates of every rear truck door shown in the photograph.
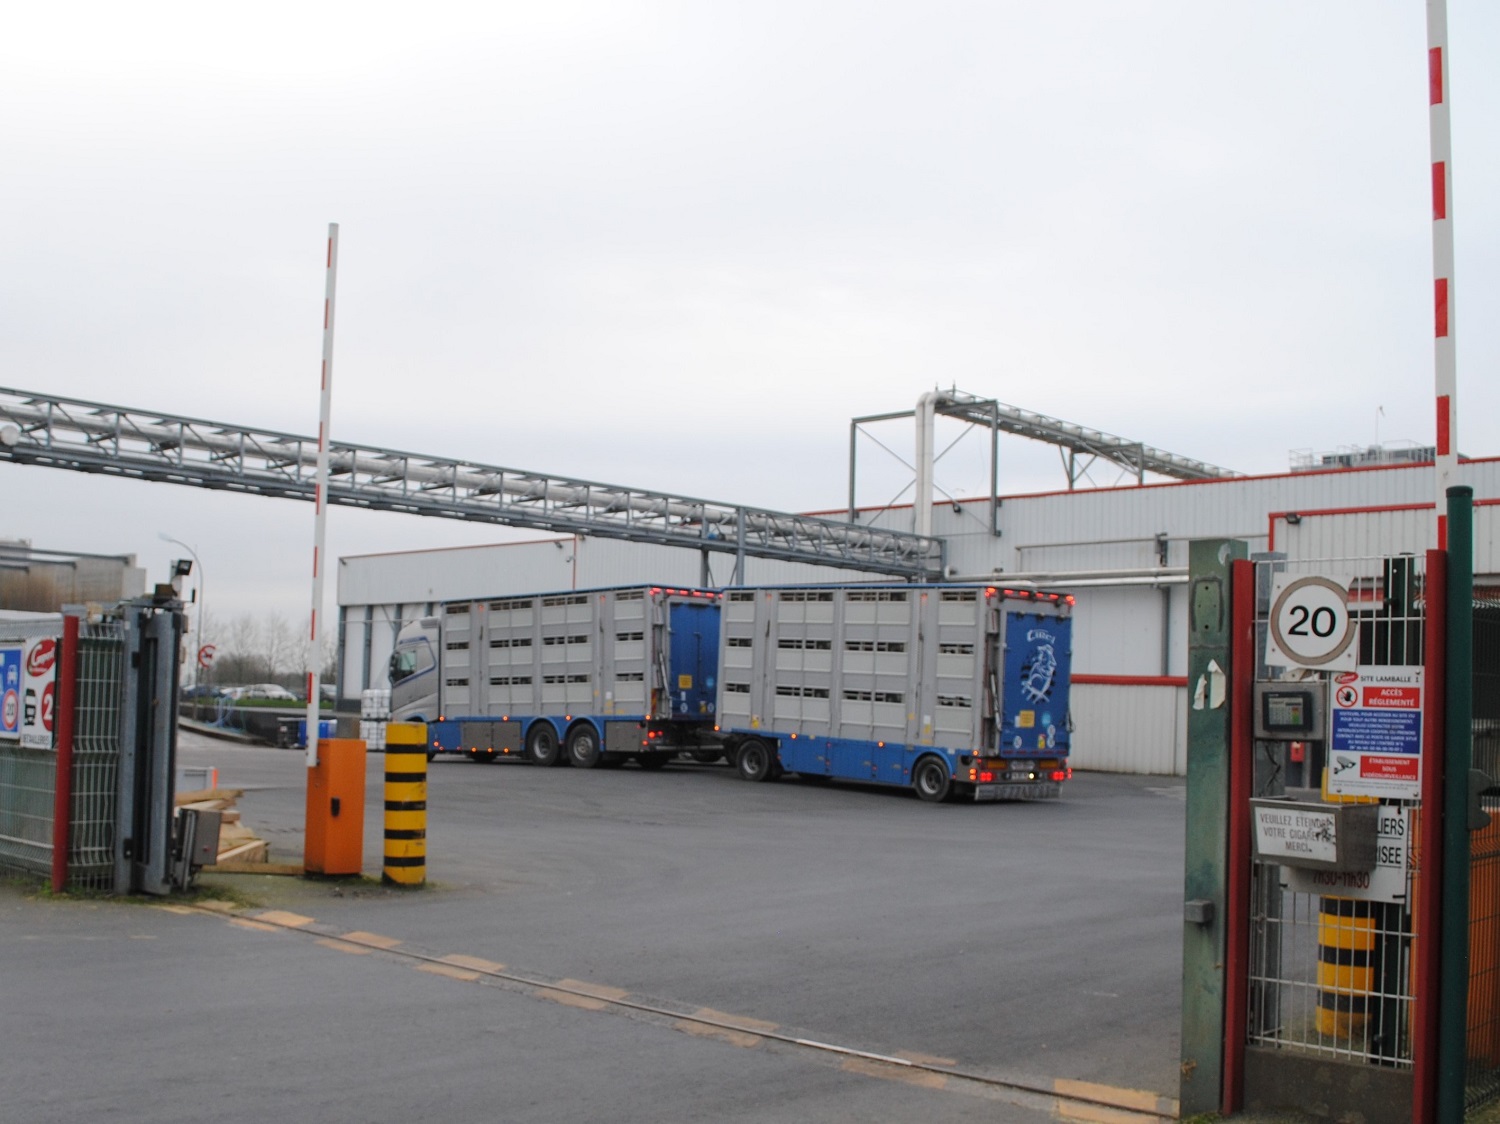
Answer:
[668,600,720,719]
[998,609,1072,756]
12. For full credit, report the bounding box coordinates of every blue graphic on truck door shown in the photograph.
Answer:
[1000,613,1072,754]
[669,601,721,716]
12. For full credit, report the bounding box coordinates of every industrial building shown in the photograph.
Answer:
[335,400,1499,777]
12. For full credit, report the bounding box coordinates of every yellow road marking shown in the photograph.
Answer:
[534,987,607,1011]
[417,962,482,982]
[555,978,630,1002]
[256,910,314,928]
[1053,1079,1177,1118]
[338,931,403,950]
[841,1056,949,1090]
[229,918,278,933]
[440,953,506,973]
[675,1020,761,1049]
[688,1007,779,1034]
[317,938,373,955]
[898,1050,958,1067]
[1054,1099,1161,1124]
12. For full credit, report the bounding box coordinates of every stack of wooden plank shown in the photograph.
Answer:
[174,788,269,866]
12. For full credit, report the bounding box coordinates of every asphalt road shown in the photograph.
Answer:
[0,730,1187,1123]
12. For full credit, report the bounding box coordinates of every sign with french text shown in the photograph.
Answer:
[1328,666,1423,799]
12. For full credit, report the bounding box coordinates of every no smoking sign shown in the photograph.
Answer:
[1265,574,1357,671]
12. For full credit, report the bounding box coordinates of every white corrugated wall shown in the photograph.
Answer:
[1068,682,1187,775]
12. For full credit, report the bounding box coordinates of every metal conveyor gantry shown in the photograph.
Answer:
[0,387,946,580]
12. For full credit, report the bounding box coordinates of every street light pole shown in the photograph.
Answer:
[158,532,205,688]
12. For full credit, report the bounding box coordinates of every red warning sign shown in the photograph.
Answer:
[1362,686,1421,709]
[1361,755,1420,781]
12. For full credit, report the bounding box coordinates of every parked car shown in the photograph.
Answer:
[180,684,227,699]
[225,683,297,701]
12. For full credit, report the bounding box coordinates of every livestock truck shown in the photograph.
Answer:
[715,583,1074,801]
[388,585,723,766]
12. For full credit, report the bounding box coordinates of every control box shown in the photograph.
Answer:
[1253,680,1327,741]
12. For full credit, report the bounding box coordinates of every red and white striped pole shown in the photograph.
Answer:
[1428,0,1457,548]
[306,223,338,767]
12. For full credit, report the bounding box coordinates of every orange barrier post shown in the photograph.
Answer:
[305,738,366,876]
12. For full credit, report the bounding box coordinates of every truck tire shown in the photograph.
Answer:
[526,723,561,767]
[736,738,776,783]
[912,756,952,803]
[567,724,602,769]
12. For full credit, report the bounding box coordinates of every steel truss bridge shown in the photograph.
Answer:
[848,389,1239,533]
[0,387,945,581]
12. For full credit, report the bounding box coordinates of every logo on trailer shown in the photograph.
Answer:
[25,638,55,677]
[1020,629,1058,704]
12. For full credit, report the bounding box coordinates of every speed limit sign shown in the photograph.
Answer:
[1265,575,1356,670]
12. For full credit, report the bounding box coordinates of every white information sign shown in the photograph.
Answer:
[1265,574,1357,671]
[1284,805,1410,903]
[20,635,59,750]
[1327,666,1423,800]
[1252,803,1341,864]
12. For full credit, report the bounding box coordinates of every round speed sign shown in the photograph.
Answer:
[1268,575,1355,667]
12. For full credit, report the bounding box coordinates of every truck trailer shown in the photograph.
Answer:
[389,585,722,767]
[715,583,1073,801]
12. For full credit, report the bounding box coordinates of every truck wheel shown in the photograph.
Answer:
[567,724,602,769]
[736,738,776,783]
[526,723,561,767]
[912,756,952,803]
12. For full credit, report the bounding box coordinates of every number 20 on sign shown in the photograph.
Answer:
[1265,574,1357,671]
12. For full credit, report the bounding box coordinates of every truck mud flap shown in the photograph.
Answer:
[973,782,1061,802]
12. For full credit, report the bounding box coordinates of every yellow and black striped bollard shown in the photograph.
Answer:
[383,722,428,887]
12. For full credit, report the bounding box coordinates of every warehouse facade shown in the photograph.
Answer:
[336,457,1500,775]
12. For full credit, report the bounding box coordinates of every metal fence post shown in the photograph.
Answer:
[1439,485,1474,1122]
[1180,537,1248,1115]
[48,615,79,893]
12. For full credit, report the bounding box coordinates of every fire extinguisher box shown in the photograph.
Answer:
[305,738,367,876]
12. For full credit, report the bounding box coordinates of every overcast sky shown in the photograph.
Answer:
[3,2,1498,645]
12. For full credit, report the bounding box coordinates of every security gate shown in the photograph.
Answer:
[1239,553,1432,1120]
[0,595,185,894]
[1184,489,1500,1124]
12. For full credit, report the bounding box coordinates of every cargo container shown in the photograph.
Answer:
[389,585,722,766]
[715,583,1073,800]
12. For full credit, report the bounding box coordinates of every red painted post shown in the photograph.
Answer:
[1220,558,1255,1113]
[49,615,80,894]
[1412,548,1447,1124]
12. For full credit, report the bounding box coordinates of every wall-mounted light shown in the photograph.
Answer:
[1284,513,1302,526]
